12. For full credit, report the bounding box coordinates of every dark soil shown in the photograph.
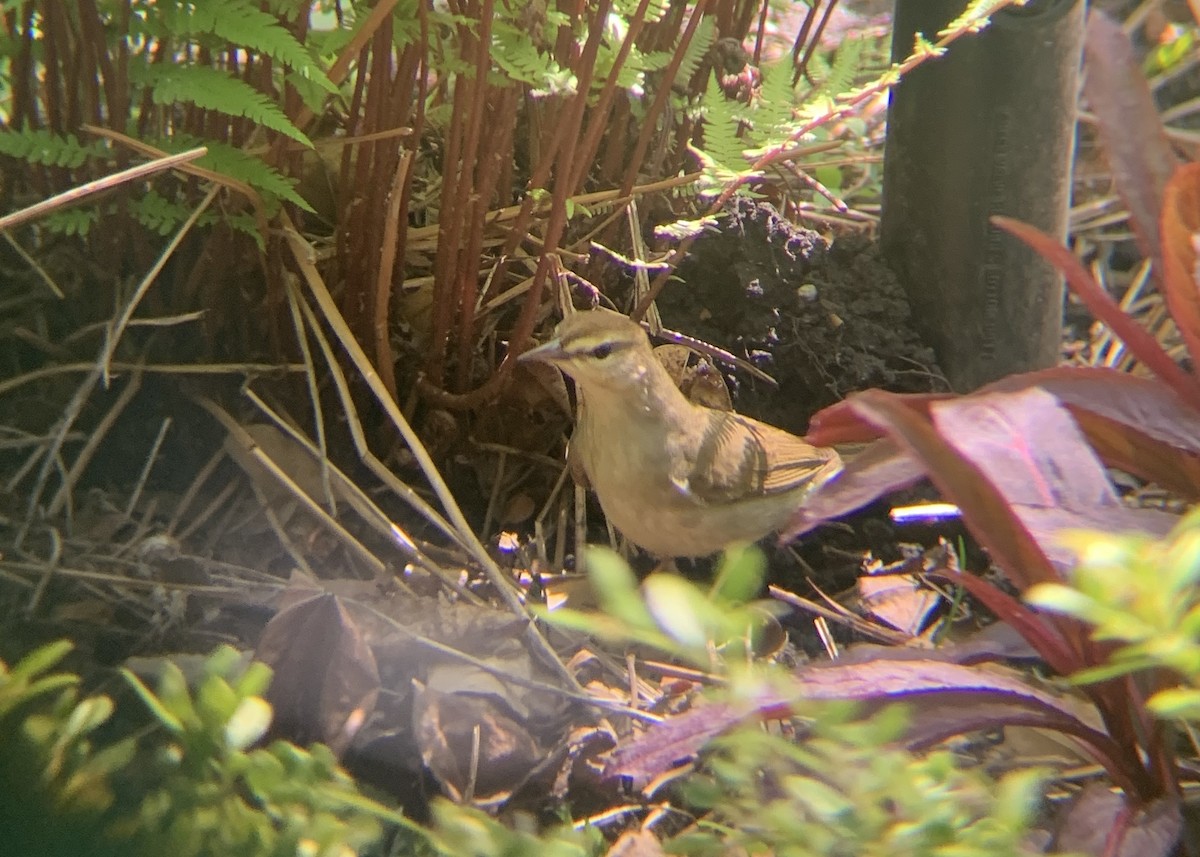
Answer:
[659,198,948,436]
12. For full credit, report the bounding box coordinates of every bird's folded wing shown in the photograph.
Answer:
[682,411,842,503]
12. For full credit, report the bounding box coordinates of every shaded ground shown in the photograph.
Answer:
[0,199,976,822]
[663,198,947,436]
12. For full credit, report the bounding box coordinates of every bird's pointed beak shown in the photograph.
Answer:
[518,337,568,364]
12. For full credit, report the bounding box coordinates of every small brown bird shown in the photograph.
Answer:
[518,310,842,558]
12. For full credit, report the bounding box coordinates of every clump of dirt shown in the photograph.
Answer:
[659,198,948,433]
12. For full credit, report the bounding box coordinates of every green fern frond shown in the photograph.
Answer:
[129,189,193,236]
[222,211,266,251]
[0,129,103,169]
[43,207,100,237]
[696,76,753,177]
[129,189,265,250]
[492,23,569,93]
[613,0,670,25]
[137,65,313,148]
[192,140,314,214]
[754,62,799,134]
[816,36,866,98]
[637,50,673,73]
[675,16,715,83]
[166,0,335,93]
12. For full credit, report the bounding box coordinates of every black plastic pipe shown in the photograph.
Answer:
[880,0,1086,391]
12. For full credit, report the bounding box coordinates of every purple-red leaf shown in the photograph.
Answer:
[787,438,924,538]
[605,658,1133,792]
[805,367,1200,501]
[807,395,938,446]
[808,366,1200,455]
[988,367,1200,456]
[792,387,1184,673]
[993,216,1200,405]
[842,388,1066,592]
[929,388,1178,572]
[1082,10,1180,268]
[932,568,1080,677]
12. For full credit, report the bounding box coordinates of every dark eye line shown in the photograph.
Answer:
[590,343,614,359]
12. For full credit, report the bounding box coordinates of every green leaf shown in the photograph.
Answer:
[585,546,658,630]
[0,129,103,168]
[1148,686,1200,719]
[173,0,336,93]
[643,573,722,649]
[7,640,74,683]
[121,667,184,734]
[709,543,765,606]
[225,697,273,750]
[139,64,313,147]
[199,141,314,213]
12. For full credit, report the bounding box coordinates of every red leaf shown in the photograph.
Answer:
[806,395,941,446]
[929,387,1178,575]
[1160,162,1200,365]
[988,367,1200,454]
[605,658,1133,793]
[1073,410,1200,500]
[987,367,1200,498]
[797,370,1196,535]
[786,438,925,539]
[993,216,1200,405]
[1083,10,1180,267]
[934,569,1080,677]
[845,389,1064,591]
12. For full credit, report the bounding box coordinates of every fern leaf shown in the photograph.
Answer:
[696,75,754,177]
[613,0,670,25]
[43,207,100,237]
[129,189,193,236]
[193,140,314,214]
[817,36,866,98]
[675,16,715,82]
[170,0,335,93]
[492,23,570,93]
[0,129,103,168]
[138,65,312,148]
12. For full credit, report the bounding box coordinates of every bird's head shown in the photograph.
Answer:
[518,309,656,395]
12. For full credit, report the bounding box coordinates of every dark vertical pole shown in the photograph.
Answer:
[880,0,1085,392]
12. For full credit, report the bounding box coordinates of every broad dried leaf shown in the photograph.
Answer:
[858,555,942,636]
[256,593,380,755]
[413,684,542,807]
[605,829,666,857]
[1161,162,1200,365]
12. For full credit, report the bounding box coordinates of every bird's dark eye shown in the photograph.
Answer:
[590,343,613,360]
